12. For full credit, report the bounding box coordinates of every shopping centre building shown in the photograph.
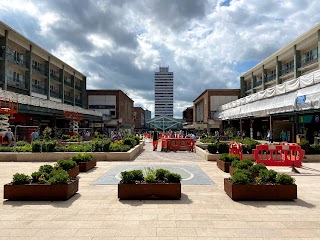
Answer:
[215,23,320,143]
[0,21,102,141]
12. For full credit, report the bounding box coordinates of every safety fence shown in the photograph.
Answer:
[252,143,304,167]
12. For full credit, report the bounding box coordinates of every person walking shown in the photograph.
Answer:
[280,130,287,142]
[31,129,39,142]
[5,128,15,147]
[267,129,273,143]
[152,128,159,151]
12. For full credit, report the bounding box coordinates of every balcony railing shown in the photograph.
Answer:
[280,67,294,76]
[298,54,318,68]
[7,76,26,89]
[7,54,28,68]
[50,73,62,83]
[75,83,82,90]
[50,90,62,99]
[64,95,73,102]
[244,85,251,91]
[32,65,47,76]
[64,80,73,87]
[265,74,276,83]
[32,84,46,95]
[253,80,262,88]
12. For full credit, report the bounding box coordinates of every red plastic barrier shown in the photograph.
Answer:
[143,134,151,139]
[252,144,304,167]
[167,138,195,152]
[229,141,243,160]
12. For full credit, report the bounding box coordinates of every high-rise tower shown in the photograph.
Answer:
[154,66,173,117]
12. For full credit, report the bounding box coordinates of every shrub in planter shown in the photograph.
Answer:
[165,172,182,183]
[276,173,295,185]
[258,169,277,183]
[134,136,141,145]
[12,173,31,185]
[219,153,238,162]
[144,167,156,183]
[39,164,54,174]
[231,159,240,168]
[249,163,267,174]
[31,171,49,184]
[16,141,29,147]
[61,134,70,140]
[155,168,170,181]
[56,159,77,171]
[48,170,69,185]
[102,138,112,152]
[121,169,144,183]
[31,140,42,152]
[71,153,93,164]
[235,160,254,170]
[15,144,32,152]
[109,142,130,152]
[310,144,320,154]
[217,142,229,153]
[207,143,218,154]
[298,141,311,154]
[230,171,250,184]
[0,146,13,152]
[123,137,136,148]
[44,140,57,152]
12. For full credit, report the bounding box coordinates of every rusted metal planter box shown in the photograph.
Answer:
[67,165,80,178]
[78,159,97,172]
[118,183,181,200]
[224,178,297,201]
[217,159,231,173]
[4,178,79,201]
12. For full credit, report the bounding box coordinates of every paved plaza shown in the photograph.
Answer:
[0,143,320,239]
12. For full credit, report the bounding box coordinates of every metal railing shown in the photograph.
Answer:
[298,54,318,68]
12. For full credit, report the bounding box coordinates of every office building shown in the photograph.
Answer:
[154,66,173,117]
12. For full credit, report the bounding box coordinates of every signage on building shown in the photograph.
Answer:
[296,95,306,105]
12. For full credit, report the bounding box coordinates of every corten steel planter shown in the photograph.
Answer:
[118,183,181,200]
[4,178,79,201]
[224,178,297,201]
[229,166,236,176]
[217,159,231,173]
[67,165,79,178]
[78,159,97,172]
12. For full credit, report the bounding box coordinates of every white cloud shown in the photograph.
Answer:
[1,0,320,119]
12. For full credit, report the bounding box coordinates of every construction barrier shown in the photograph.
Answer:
[252,144,304,167]
[167,138,195,152]
[161,139,168,152]
[229,141,243,160]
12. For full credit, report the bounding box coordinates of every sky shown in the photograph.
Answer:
[1,0,320,118]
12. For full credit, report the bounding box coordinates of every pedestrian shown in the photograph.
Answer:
[152,128,159,151]
[31,129,39,142]
[215,130,220,142]
[280,130,287,142]
[256,131,261,140]
[267,129,273,143]
[5,128,15,147]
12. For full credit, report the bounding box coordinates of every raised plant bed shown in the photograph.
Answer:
[229,165,236,176]
[224,178,297,201]
[4,178,79,201]
[118,183,181,200]
[78,159,97,172]
[67,165,80,178]
[217,159,231,173]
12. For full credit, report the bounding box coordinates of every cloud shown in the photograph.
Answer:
[1,0,320,118]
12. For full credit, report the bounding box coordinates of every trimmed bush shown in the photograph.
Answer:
[249,163,267,173]
[71,153,93,164]
[165,172,182,183]
[109,142,130,152]
[15,141,29,147]
[230,171,250,184]
[121,169,144,183]
[12,173,31,185]
[56,159,77,170]
[39,164,54,174]
[276,173,295,185]
[155,168,170,181]
[31,171,49,184]
[207,143,217,154]
[48,170,69,185]
[217,142,229,153]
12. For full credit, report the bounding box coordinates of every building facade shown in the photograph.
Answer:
[133,107,145,133]
[215,24,320,142]
[87,90,134,133]
[183,106,193,124]
[194,89,240,134]
[154,66,173,117]
[0,21,101,141]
